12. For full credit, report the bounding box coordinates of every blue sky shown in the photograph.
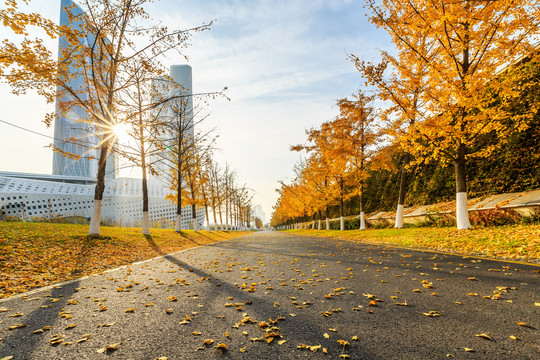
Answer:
[0,0,392,221]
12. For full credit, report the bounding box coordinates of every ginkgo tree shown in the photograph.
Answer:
[336,91,380,230]
[350,32,431,229]
[365,0,540,229]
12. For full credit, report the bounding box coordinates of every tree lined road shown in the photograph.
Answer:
[1,231,539,359]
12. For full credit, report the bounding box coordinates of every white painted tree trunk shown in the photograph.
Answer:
[193,218,198,232]
[326,218,330,230]
[395,204,404,229]
[89,200,102,235]
[214,223,218,231]
[340,216,344,231]
[142,211,150,235]
[456,192,471,230]
[175,214,182,232]
[318,219,321,230]
[359,212,366,230]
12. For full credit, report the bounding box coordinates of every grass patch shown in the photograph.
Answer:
[0,222,251,298]
[285,224,540,263]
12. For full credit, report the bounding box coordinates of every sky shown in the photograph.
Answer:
[0,0,392,222]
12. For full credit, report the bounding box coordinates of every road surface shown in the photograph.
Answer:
[1,231,539,359]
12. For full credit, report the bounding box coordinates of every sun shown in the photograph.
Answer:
[112,123,131,143]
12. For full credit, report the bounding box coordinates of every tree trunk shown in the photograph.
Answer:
[395,153,410,229]
[359,182,366,230]
[175,131,183,232]
[339,178,344,231]
[455,143,471,229]
[192,204,198,231]
[141,166,150,235]
[89,143,109,235]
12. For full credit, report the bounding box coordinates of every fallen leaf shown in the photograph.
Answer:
[463,347,475,352]
[337,340,350,346]
[475,333,492,340]
[323,333,330,339]
[192,331,202,336]
[278,339,287,345]
[214,343,227,352]
[509,335,520,341]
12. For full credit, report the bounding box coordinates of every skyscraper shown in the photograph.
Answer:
[151,65,194,177]
[52,0,117,179]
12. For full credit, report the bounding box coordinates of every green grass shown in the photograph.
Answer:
[0,221,251,298]
[286,224,540,264]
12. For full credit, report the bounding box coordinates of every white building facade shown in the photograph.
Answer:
[0,172,205,229]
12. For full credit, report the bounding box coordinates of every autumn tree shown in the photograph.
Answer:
[365,0,540,229]
[1,0,57,100]
[350,31,431,228]
[336,91,380,229]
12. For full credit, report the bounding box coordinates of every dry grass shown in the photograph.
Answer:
[0,222,251,298]
[286,224,540,264]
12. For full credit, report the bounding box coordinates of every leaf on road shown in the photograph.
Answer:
[125,308,135,313]
[278,339,287,345]
[475,333,493,340]
[337,340,350,346]
[422,311,441,317]
[509,335,520,341]
[516,322,534,328]
[323,333,330,339]
[214,343,227,352]
[463,347,475,352]
[8,324,27,330]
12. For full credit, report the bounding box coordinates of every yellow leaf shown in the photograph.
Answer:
[339,355,350,359]
[463,348,474,352]
[323,333,330,339]
[214,343,227,352]
[192,331,202,336]
[475,333,492,340]
[509,335,519,341]
[239,347,247,352]
[203,339,214,345]
[352,336,358,341]
[337,340,350,346]
[125,308,135,313]
[278,340,287,345]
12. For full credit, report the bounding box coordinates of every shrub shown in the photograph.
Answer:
[469,207,521,227]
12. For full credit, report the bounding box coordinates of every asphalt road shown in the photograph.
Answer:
[0,231,539,359]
